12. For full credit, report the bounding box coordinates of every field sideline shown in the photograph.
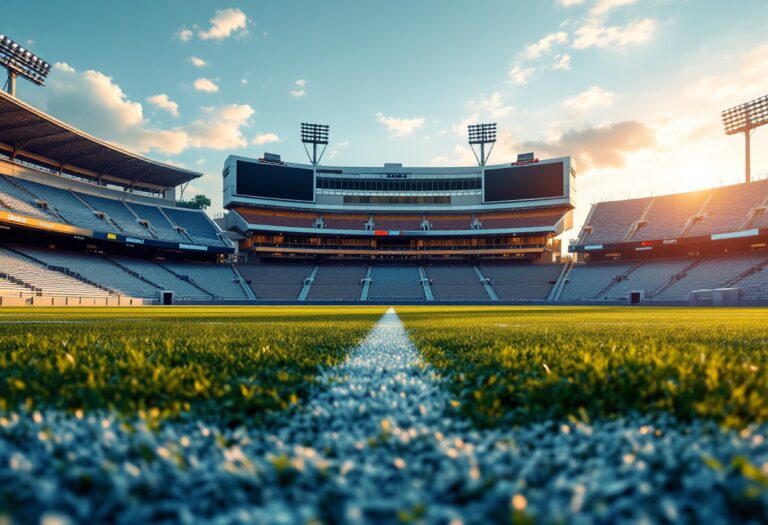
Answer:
[1,305,767,523]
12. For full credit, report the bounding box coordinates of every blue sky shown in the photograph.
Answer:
[5,0,768,235]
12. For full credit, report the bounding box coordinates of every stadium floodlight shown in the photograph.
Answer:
[467,123,497,166]
[301,122,330,165]
[0,34,51,97]
[722,94,768,183]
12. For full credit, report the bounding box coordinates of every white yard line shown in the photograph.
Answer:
[1,308,766,524]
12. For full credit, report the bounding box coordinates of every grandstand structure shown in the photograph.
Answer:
[223,151,576,302]
[0,89,245,305]
[563,179,768,304]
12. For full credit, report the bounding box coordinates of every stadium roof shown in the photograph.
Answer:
[0,90,201,191]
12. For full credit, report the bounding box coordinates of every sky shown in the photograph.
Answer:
[4,0,768,241]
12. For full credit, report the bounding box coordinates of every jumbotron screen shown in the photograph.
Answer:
[235,161,315,202]
[483,161,565,202]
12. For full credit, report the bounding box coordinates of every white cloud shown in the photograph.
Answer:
[558,0,585,6]
[241,78,248,86]
[177,28,194,42]
[591,0,638,17]
[374,112,425,137]
[146,94,180,118]
[187,104,254,150]
[562,85,617,111]
[524,121,655,171]
[198,8,248,40]
[553,53,572,70]
[294,79,307,87]
[189,56,207,68]
[573,17,656,49]
[42,63,259,157]
[251,132,281,145]
[525,32,568,59]
[693,42,768,101]
[193,78,219,93]
[469,92,514,119]
[45,63,187,155]
[290,90,305,98]
[508,65,535,84]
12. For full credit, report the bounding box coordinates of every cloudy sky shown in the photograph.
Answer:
[5,0,768,236]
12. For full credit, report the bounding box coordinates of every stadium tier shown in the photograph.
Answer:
[224,154,575,260]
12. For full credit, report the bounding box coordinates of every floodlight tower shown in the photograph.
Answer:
[301,123,330,165]
[0,34,51,97]
[722,94,768,183]
[468,123,497,166]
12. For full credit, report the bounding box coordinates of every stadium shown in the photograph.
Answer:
[2,3,768,523]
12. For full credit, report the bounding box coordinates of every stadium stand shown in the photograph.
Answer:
[321,214,369,230]
[164,208,225,246]
[426,264,489,300]
[18,246,160,299]
[15,179,112,232]
[0,247,110,298]
[482,264,562,300]
[0,175,54,220]
[579,199,650,245]
[372,215,423,231]
[425,215,473,230]
[687,182,767,235]
[234,207,317,229]
[598,258,694,301]
[108,256,213,300]
[307,264,367,301]
[368,265,424,301]
[162,262,249,300]
[79,193,152,238]
[631,191,709,241]
[126,202,188,242]
[654,254,768,300]
[560,262,635,301]
[238,262,314,300]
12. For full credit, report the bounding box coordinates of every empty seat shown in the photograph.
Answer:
[369,266,423,300]
[238,263,314,300]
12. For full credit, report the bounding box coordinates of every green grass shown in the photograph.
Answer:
[0,306,384,426]
[398,306,768,430]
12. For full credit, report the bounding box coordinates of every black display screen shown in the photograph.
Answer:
[236,161,315,202]
[484,162,564,202]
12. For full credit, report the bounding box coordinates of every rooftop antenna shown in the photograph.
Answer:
[467,123,497,166]
[301,122,330,165]
[0,34,50,97]
[722,94,768,183]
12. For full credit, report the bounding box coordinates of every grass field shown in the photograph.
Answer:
[1,305,766,523]
[0,306,385,426]
[398,306,768,430]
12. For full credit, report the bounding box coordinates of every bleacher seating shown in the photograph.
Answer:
[307,264,366,300]
[162,262,248,299]
[0,247,110,298]
[731,260,768,298]
[481,264,562,300]
[687,181,767,236]
[581,199,649,245]
[0,176,54,220]
[426,215,473,230]
[372,215,423,231]
[19,246,159,298]
[599,258,694,300]
[632,191,709,241]
[126,203,187,242]
[369,265,424,300]
[235,208,317,229]
[15,179,112,232]
[0,275,33,297]
[164,208,224,246]
[426,265,489,300]
[579,180,768,247]
[108,256,212,300]
[655,254,768,300]
[560,262,634,300]
[238,263,314,300]
[478,211,563,230]
[79,193,151,237]
[322,214,369,230]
